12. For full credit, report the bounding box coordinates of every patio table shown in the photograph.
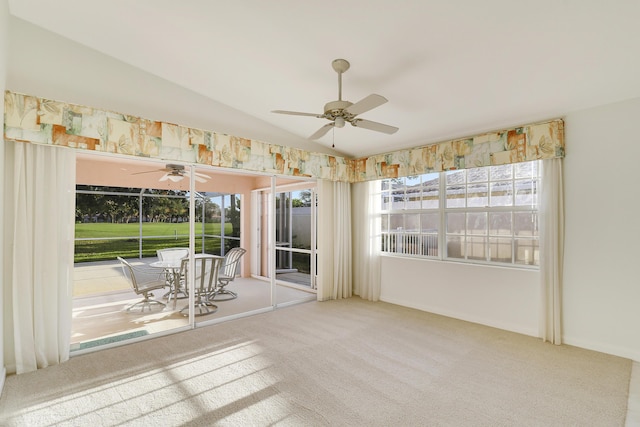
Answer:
[150,254,225,314]
[149,259,183,309]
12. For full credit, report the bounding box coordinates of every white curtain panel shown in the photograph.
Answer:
[539,158,564,345]
[3,141,76,374]
[351,180,381,301]
[317,180,352,301]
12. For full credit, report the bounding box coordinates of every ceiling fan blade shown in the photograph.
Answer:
[272,110,323,118]
[186,172,209,183]
[132,168,165,176]
[352,119,399,135]
[193,171,211,179]
[345,94,388,116]
[309,123,335,140]
[159,173,171,182]
[186,170,210,179]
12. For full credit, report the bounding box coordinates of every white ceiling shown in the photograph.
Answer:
[8,0,640,158]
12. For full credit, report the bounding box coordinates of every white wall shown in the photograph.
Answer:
[562,97,640,361]
[0,0,8,394]
[380,257,539,336]
[380,97,640,361]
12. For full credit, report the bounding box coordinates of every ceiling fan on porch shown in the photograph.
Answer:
[132,164,211,183]
[271,58,399,140]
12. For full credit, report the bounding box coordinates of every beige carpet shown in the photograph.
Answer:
[0,298,632,426]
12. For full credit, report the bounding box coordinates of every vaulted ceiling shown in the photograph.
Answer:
[8,1,640,158]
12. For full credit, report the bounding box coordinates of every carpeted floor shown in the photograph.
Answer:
[0,298,632,426]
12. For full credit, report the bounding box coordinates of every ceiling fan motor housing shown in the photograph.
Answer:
[323,100,355,121]
[166,163,185,172]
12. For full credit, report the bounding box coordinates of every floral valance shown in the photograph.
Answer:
[350,119,564,182]
[4,91,564,183]
[3,91,352,182]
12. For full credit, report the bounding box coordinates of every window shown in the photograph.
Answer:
[381,173,440,257]
[379,161,540,267]
[74,187,242,261]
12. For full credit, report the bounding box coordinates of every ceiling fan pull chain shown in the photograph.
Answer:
[332,125,338,148]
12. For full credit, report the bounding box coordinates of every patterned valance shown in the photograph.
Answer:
[4,91,564,183]
[350,119,564,182]
[3,91,352,182]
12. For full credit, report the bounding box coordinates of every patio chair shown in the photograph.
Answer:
[157,247,189,299]
[178,254,224,316]
[157,247,189,261]
[117,257,167,312]
[210,247,246,301]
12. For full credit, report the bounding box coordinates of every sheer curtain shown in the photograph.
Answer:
[317,180,352,301]
[352,180,381,301]
[3,141,76,374]
[539,158,564,345]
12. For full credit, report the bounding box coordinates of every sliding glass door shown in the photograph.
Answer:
[252,179,317,306]
[72,154,193,351]
[275,188,316,289]
[73,154,316,352]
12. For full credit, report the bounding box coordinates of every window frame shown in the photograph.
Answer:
[379,161,540,269]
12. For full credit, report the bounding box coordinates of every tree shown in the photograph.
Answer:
[299,190,312,206]
[76,186,136,223]
[291,190,312,207]
[226,195,240,237]
[225,195,241,251]
[75,186,190,223]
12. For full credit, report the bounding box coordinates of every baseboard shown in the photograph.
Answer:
[382,296,640,362]
[0,366,6,397]
[627,362,640,425]
[562,336,640,362]
[380,296,539,338]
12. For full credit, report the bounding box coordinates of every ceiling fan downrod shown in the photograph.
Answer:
[332,58,350,101]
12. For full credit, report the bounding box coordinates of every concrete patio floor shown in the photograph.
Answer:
[72,258,316,351]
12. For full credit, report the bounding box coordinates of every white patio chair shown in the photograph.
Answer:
[178,254,224,316]
[117,257,167,312]
[157,247,189,299]
[157,247,189,261]
[209,247,246,301]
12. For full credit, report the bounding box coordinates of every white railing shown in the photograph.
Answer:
[382,233,438,256]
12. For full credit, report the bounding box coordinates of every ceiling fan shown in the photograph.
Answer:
[132,164,211,183]
[272,58,399,140]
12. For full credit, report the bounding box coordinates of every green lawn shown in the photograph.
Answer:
[75,222,234,263]
[75,222,227,238]
[74,223,312,276]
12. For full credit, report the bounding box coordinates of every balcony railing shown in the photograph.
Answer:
[382,233,438,256]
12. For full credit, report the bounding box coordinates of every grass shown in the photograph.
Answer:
[75,223,234,263]
[75,222,229,238]
[74,223,311,274]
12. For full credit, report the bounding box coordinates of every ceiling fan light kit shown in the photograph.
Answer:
[272,58,399,141]
[166,174,184,183]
